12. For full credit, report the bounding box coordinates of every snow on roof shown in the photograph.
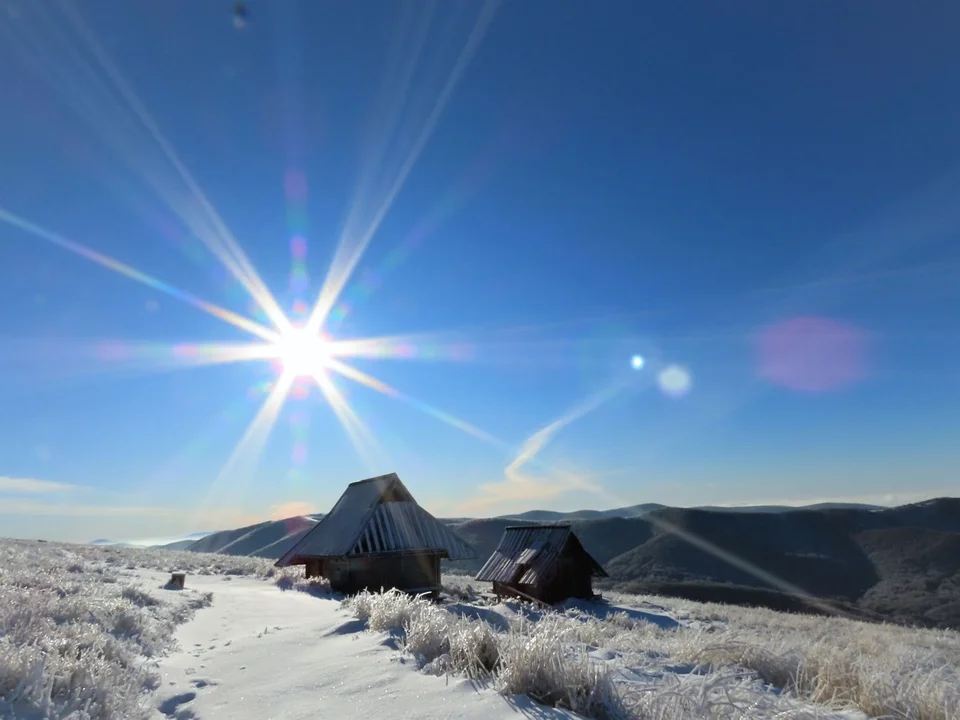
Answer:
[276,473,476,565]
[475,524,607,584]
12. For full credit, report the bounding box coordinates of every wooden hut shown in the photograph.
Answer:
[275,473,476,595]
[475,524,607,605]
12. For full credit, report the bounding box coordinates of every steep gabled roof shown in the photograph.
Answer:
[475,524,607,584]
[275,473,476,566]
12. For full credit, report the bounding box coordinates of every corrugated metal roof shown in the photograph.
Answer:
[351,501,475,559]
[276,473,476,565]
[475,524,607,584]
[517,539,545,565]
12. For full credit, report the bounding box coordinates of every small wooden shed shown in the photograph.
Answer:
[475,524,607,605]
[275,473,477,595]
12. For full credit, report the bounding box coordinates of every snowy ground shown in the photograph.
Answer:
[144,571,573,720]
[2,540,959,720]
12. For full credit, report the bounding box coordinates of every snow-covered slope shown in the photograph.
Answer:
[184,514,322,558]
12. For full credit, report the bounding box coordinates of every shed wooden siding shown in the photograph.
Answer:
[307,551,441,595]
[476,524,606,605]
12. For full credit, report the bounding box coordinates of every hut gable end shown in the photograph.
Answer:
[275,473,476,568]
[475,524,607,604]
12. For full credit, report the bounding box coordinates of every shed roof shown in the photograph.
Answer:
[475,524,607,584]
[275,473,476,566]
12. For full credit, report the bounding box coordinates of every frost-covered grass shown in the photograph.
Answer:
[593,588,960,720]
[274,569,329,596]
[0,538,289,719]
[91,541,284,578]
[6,536,953,720]
[345,579,960,720]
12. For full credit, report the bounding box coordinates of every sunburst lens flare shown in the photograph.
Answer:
[276,328,333,378]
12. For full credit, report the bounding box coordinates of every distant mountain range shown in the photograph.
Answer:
[495,501,883,523]
[98,498,960,629]
[165,502,883,557]
[457,498,960,630]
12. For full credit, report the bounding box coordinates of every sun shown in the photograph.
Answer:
[275,328,332,378]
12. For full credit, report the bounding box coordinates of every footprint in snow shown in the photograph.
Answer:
[157,691,197,718]
[190,678,218,689]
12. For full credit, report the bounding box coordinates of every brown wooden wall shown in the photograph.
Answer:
[493,566,595,605]
[304,552,441,594]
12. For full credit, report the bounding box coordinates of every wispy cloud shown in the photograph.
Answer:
[458,381,627,515]
[0,476,79,494]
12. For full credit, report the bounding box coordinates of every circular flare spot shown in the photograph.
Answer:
[658,365,692,397]
[756,316,869,393]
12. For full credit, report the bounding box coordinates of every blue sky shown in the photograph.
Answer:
[1,0,958,543]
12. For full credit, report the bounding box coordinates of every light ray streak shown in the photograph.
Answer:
[325,357,499,445]
[41,2,292,334]
[3,7,177,192]
[306,0,501,334]
[192,372,296,527]
[311,371,384,473]
[324,332,618,369]
[164,341,282,367]
[326,126,506,330]
[349,2,437,216]
[3,8,230,283]
[4,338,278,371]
[592,485,857,620]
[326,333,473,362]
[0,206,279,343]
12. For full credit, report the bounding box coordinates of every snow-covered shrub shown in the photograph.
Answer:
[346,588,439,633]
[448,615,501,677]
[615,669,845,719]
[83,542,281,579]
[121,587,159,608]
[0,539,217,720]
[342,585,960,720]
[496,620,620,716]
[343,590,620,716]
[442,578,482,603]
[274,570,331,597]
[275,572,296,591]
[680,626,960,720]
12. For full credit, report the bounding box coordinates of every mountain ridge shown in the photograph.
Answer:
[110,497,960,629]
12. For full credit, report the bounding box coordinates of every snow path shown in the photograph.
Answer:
[146,573,578,720]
